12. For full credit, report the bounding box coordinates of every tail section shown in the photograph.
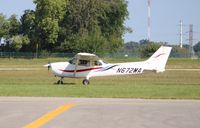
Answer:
[145,46,172,72]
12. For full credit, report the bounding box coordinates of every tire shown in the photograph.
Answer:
[61,81,64,85]
[57,80,60,84]
[82,79,90,85]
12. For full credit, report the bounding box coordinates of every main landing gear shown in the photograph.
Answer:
[57,77,64,84]
[82,79,90,85]
[56,77,90,85]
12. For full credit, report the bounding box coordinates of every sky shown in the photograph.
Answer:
[0,0,200,45]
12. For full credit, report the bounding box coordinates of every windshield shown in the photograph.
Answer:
[69,57,106,66]
[69,58,76,65]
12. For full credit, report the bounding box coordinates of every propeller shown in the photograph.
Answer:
[44,61,51,71]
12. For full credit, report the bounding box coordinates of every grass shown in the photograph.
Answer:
[0,58,200,99]
[166,58,200,69]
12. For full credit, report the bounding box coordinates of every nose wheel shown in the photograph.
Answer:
[57,77,64,84]
[82,79,90,85]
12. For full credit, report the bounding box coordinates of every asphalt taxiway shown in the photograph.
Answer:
[0,97,200,128]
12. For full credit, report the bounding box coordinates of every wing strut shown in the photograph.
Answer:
[74,56,79,77]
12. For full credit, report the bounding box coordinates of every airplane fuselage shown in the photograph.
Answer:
[45,46,172,85]
[50,61,146,79]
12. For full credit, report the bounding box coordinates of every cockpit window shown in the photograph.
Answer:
[69,58,76,65]
[69,57,104,66]
[78,59,91,66]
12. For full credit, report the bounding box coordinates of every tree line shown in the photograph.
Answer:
[0,0,128,54]
[124,40,200,58]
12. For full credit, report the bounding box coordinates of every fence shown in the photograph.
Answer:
[0,52,75,59]
[0,51,198,59]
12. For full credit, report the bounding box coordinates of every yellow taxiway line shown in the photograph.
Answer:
[23,103,76,128]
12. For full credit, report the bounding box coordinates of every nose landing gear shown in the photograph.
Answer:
[57,77,64,84]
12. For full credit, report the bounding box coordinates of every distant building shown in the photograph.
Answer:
[0,38,6,45]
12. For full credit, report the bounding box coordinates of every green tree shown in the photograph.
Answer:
[193,41,200,57]
[20,10,36,52]
[13,0,128,53]
[77,27,107,54]
[0,14,22,52]
[60,0,128,53]
[0,13,10,39]
[193,41,200,53]
[123,41,140,56]
[99,0,128,53]
[37,18,59,48]
[11,35,30,51]
[20,10,35,35]
[8,14,21,36]
[140,43,160,58]
[33,0,67,51]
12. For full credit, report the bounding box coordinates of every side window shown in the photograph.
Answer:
[78,60,90,66]
[94,61,102,66]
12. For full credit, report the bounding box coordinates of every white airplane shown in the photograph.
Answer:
[44,46,172,85]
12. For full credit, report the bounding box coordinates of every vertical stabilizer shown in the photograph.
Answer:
[145,46,172,72]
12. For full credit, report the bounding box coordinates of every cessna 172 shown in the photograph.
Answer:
[44,46,172,85]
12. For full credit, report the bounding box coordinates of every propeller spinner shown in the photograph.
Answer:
[44,62,51,71]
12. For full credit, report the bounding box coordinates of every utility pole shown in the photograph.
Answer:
[179,20,183,48]
[188,24,195,58]
[147,0,151,42]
